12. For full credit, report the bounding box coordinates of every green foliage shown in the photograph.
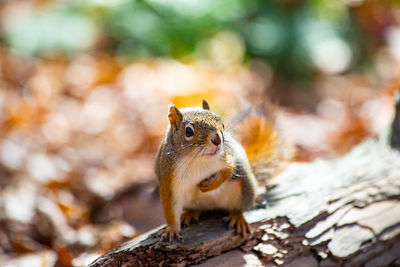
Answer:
[1,0,394,84]
[3,5,96,56]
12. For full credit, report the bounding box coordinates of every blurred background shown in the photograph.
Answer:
[0,0,399,266]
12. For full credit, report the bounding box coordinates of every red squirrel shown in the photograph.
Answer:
[155,100,291,242]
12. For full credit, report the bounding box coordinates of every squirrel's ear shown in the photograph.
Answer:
[168,104,183,124]
[202,99,210,110]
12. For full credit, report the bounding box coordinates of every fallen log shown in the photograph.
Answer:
[90,98,400,266]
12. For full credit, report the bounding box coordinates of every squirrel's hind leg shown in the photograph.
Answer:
[225,210,252,238]
[181,209,200,227]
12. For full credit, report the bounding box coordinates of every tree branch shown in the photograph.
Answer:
[90,139,400,266]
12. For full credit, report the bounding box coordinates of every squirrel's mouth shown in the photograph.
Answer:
[204,145,222,156]
[205,151,218,156]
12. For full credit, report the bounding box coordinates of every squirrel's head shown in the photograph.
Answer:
[167,99,224,157]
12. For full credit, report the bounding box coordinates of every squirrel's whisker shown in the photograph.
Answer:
[181,147,203,179]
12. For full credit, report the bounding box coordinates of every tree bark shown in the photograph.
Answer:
[391,91,400,150]
[89,95,400,266]
[89,137,400,267]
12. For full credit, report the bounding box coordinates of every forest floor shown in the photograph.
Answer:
[0,45,398,266]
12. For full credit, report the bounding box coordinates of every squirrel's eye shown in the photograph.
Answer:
[185,125,194,140]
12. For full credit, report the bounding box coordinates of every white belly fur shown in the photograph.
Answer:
[173,152,242,219]
[184,179,242,211]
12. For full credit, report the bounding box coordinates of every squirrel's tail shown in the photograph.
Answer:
[233,104,293,184]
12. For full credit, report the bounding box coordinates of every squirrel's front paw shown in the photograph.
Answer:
[160,227,183,243]
[198,173,220,192]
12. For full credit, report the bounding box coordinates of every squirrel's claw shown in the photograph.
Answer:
[181,210,200,227]
[225,211,252,238]
[160,228,183,243]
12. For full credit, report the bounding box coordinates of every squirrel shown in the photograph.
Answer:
[155,99,291,242]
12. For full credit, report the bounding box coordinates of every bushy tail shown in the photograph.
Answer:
[233,104,293,184]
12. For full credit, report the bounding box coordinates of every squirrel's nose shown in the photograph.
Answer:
[211,134,221,146]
